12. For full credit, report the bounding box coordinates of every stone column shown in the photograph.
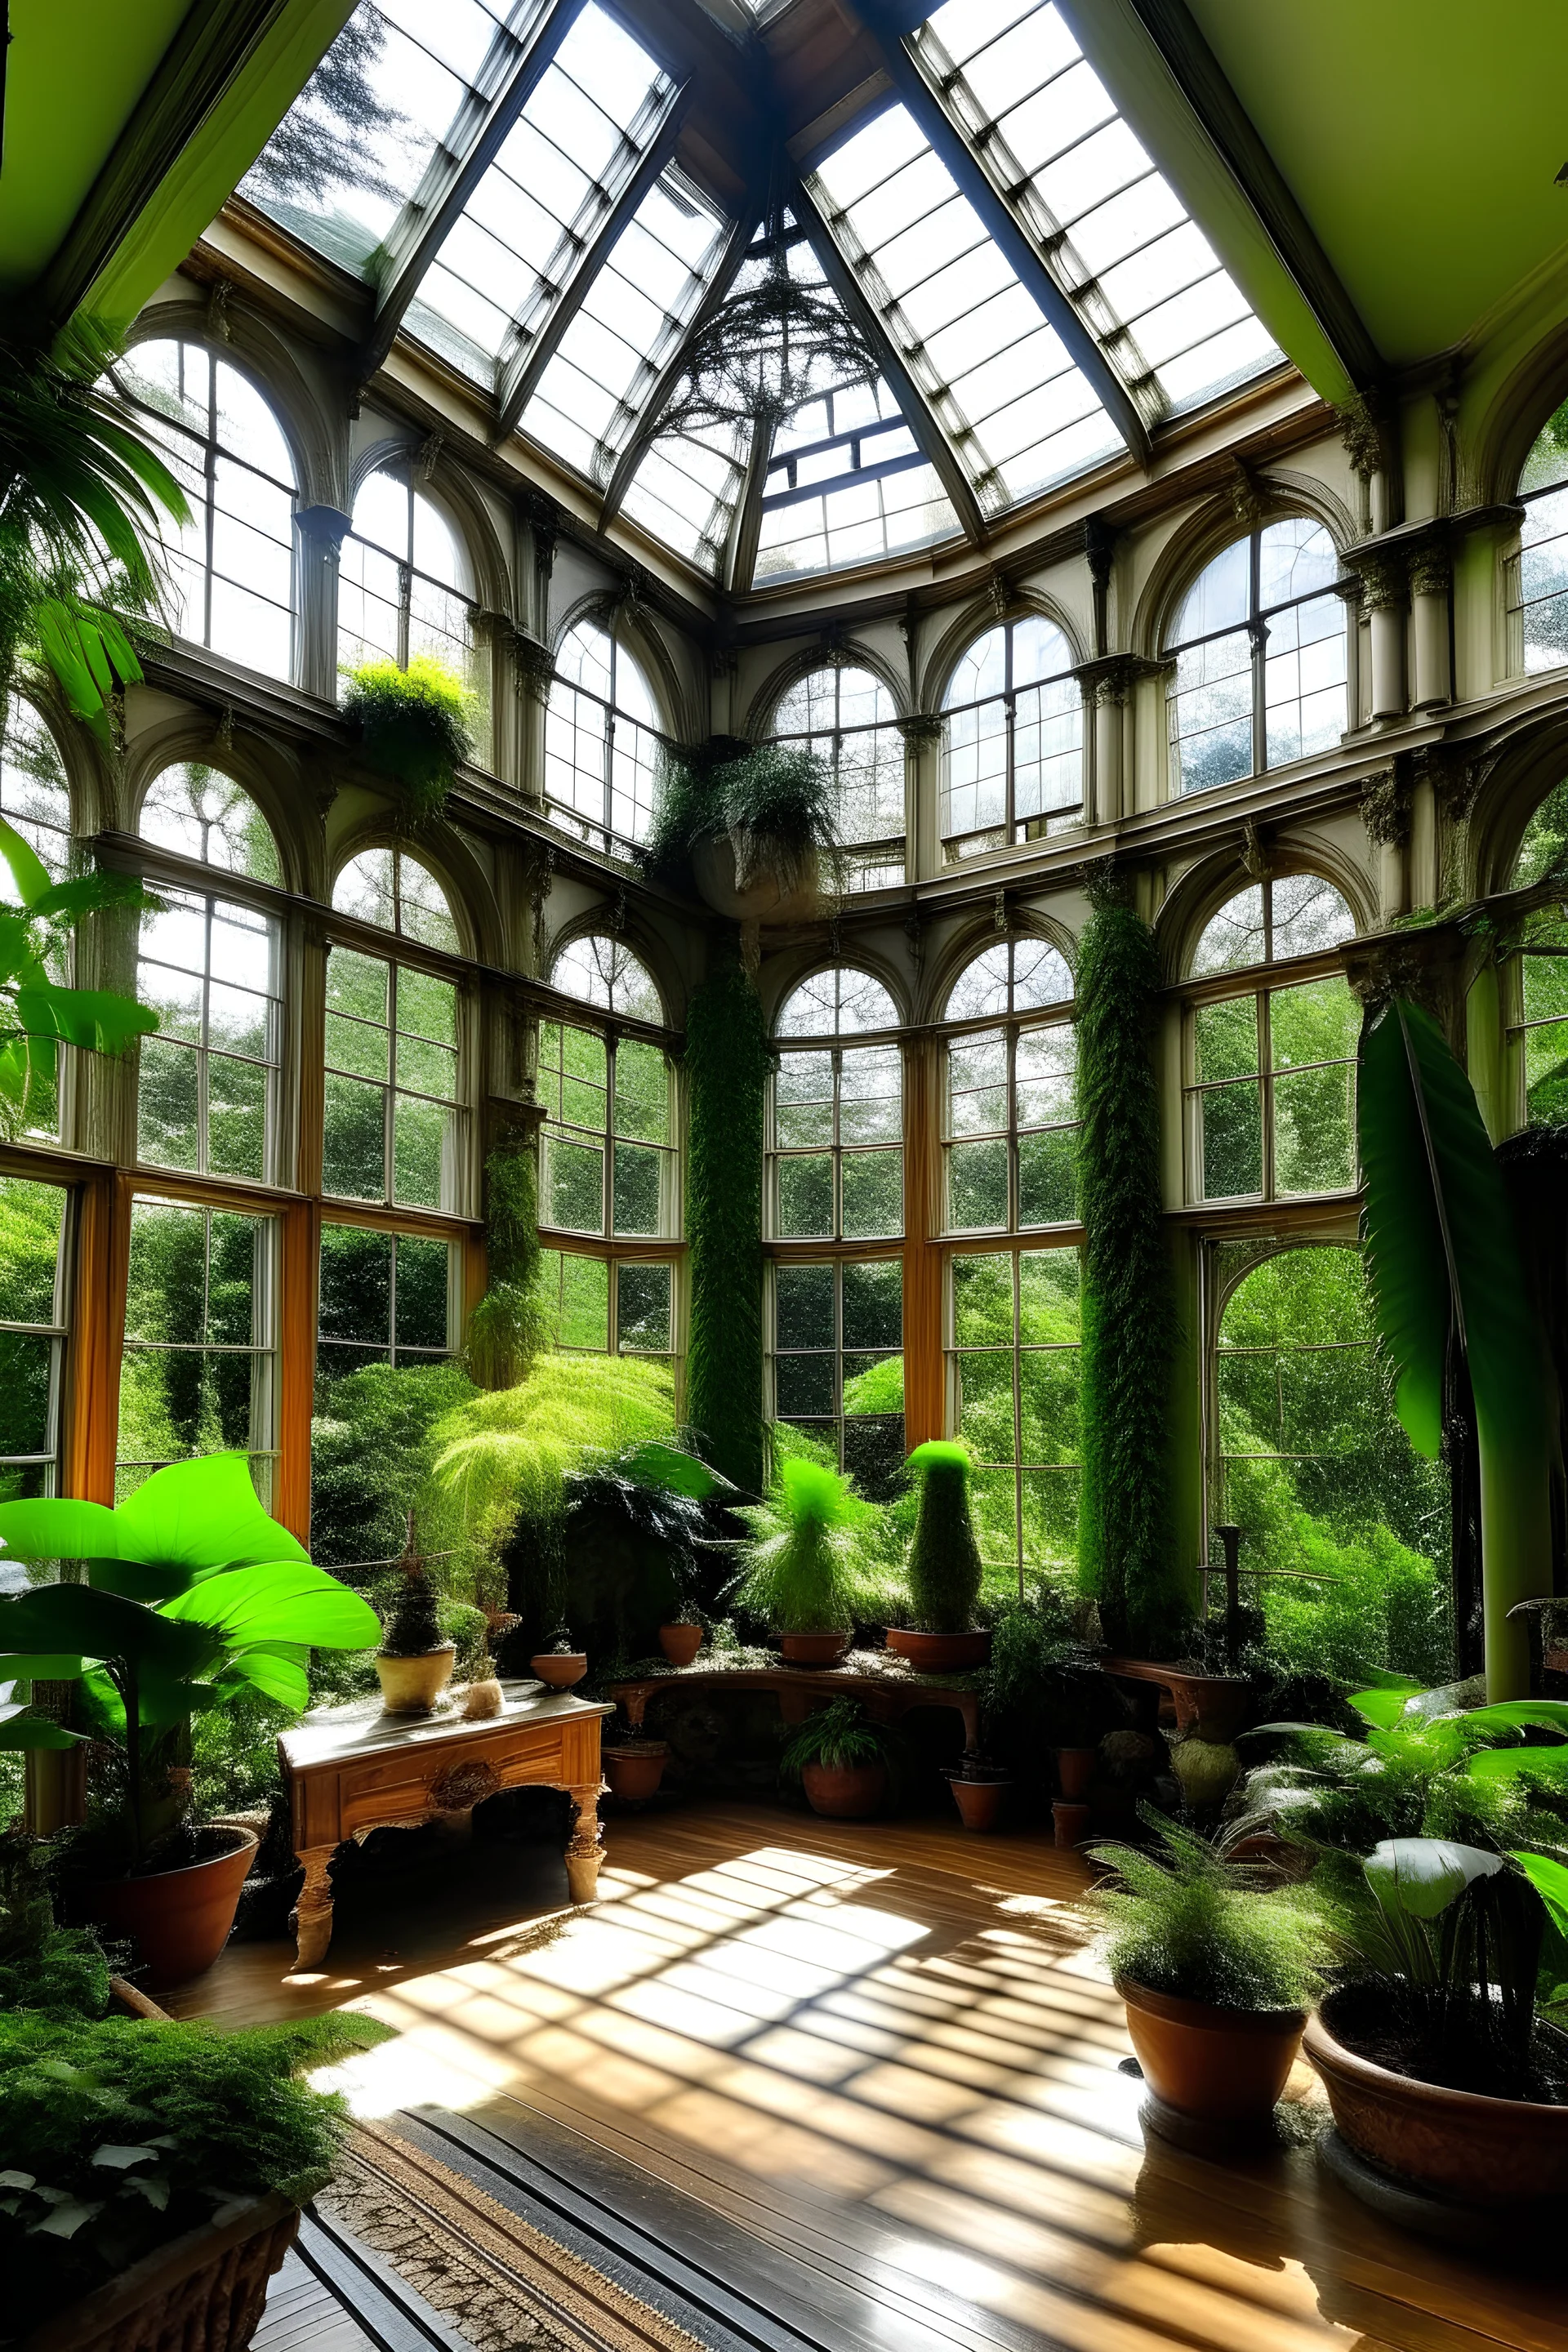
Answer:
[898,714,942,882]
[1409,540,1453,711]
[471,608,519,787]
[292,504,352,703]
[514,633,555,814]
[1357,550,1408,724]
[1091,666,1133,826]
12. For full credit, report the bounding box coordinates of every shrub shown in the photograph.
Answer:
[727,1454,871,1633]
[340,653,475,825]
[379,1557,443,1655]
[903,1440,983,1634]
[309,1360,478,1576]
[1089,1809,1330,2011]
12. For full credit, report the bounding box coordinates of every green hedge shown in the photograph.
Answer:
[684,945,769,1491]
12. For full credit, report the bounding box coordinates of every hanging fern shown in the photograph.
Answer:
[684,942,769,1491]
[341,653,475,826]
[1076,889,1186,1656]
[644,738,840,896]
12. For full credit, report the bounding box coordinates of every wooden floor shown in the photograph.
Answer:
[180,1802,1566,2352]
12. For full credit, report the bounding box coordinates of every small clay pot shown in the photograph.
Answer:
[1056,1745,1097,1799]
[800,1760,887,1819]
[85,1828,258,1990]
[779,1631,851,1667]
[532,1650,588,1689]
[885,1627,991,1672]
[658,1622,703,1667]
[604,1740,670,1802]
[374,1642,456,1714]
[1118,1976,1305,2138]
[1052,1798,1092,1848]
[462,1677,504,1720]
[946,1770,1009,1831]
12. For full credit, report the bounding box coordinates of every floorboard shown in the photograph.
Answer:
[206,1801,1567,2352]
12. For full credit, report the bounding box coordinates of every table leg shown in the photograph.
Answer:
[289,1846,336,1971]
[564,1782,604,1904]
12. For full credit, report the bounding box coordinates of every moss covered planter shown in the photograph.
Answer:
[19,2190,300,2352]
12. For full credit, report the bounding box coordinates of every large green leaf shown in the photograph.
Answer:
[1467,1744,1568,1785]
[1512,1851,1568,1939]
[0,1704,81,1750]
[0,817,51,911]
[0,1584,213,1677]
[115,1454,308,1580]
[1357,1000,1549,1457]
[1365,1836,1503,1920]
[160,1562,380,1650]
[0,1497,120,1565]
[217,1650,310,1709]
[1466,1701,1568,1736]
[13,983,158,1052]
[0,1653,83,1680]
[1348,1682,1425,1729]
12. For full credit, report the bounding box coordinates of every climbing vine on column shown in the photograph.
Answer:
[684,941,769,1492]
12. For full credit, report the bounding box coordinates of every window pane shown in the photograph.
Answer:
[1195,996,1259,1081]
[1270,977,1361,1070]
[0,1178,63,1326]
[1015,1024,1076,1125]
[777,1261,835,1350]
[842,1148,902,1239]
[395,1236,451,1351]
[1275,1064,1356,1193]
[1199,1080,1263,1198]
[776,1052,835,1147]
[777,1154,834,1238]
[1019,1247,1080,1343]
[1018,1126,1077,1226]
[617,1262,670,1353]
[614,1040,668,1143]
[843,1258,902,1351]
[949,1136,1009,1230]
[956,1348,1016,1464]
[838,1045,902,1144]
[393,1092,452,1207]
[777,1352,835,1416]
[137,1038,201,1170]
[612,1140,662,1235]
[323,1074,386,1198]
[545,1134,604,1232]
[952,1251,1013,1345]
[207,1053,269,1181]
[948,1032,1008,1133]
[319,1225,391,1345]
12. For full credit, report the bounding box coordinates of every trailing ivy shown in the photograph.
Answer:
[684,942,769,1491]
[341,652,475,826]
[467,1133,548,1390]
[1076,889,1185,1655]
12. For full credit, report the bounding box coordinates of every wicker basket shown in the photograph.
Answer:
[20,2190,299,2352]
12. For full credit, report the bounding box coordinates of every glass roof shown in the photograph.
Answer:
[243,0,1283,590]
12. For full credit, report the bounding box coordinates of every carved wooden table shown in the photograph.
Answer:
[278,1681,612,1971]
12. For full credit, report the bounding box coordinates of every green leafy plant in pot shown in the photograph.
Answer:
[340,653,475,827]
[0,1454,381,1984]
[780,1699,902,1819]
[888,1441,989,1672]
[373,1519,457,1715]
[725,1452,869,1665]
[1089,1808,1330,2149]
[644,738,842,921]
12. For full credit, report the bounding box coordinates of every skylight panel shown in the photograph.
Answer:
[621,427,746,572]
[811,106,1120,512]
[919,1,1281,417]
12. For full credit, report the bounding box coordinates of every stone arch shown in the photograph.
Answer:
[542,911,681,1030]
[326,822,500,966]
[551,590,692,742]
[122,298,335,509]
[1153,844,1370,984]
[1471,322,1568,510]
[760,945,910,1036]
[922,906,1079,1027]
[345,432,512,616]
[123,720,309,898]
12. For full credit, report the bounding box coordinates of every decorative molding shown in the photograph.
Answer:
[1348,548,1407,610]
[897,714,943,746]
[1337,390,1388,480]
[1407,540,1452,596]
[1227,457,1267,526]
[293,503,352,550]
[1240,818,1269,880]
[1359,764,1410,848]
[1341,925,1465,1040]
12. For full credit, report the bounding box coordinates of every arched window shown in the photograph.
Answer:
[545,618,664,851]
[1511,406,1568,670]
[538,935,675,1360]
[325,851,463,1209]
[768,666,905,891]
[1164,519,1346,795]
[769,965,903,1491]
[1214,1246,1449,1680]
[337,467,474,683]
[941,614,1082,860]
[1508,779,1568,1121]
[943,937,1076,1235]
[1186,875,1358,1202]
[0,702,71,890]
[113,338,297,681]
[135,767,283,1183]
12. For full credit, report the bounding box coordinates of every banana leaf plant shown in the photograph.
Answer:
[0,1454,381,1864]
[0,811,157,1132]
[1358,999,1556,1698]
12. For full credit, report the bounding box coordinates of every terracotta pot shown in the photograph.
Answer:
[800,1759,887,1818]
[947,1771,1009,1830]
[1056,1745,1097,1799]
[20,2188,298,2352]
[658,1622,704,1667]
[374,1642,455,1713]
[532,1650,588,1689]
[85,1829,257,1990]
[604,1740,670,1802]
[1304,1998,1568,2207]
[885,1626,991,1673]
[1052,1799,1092,1848]
[691,831,821,925]
[1118,1976,1305,2131]
[779,1630,850,1667]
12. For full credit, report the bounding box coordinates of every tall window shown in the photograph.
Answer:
[540,936,678,1366]
[942,614,1083,859]
[136,770,283,1184]
[1511,406,1568,671]
[948,1247,1080,1592]
[337,468,474,684]
[770,966,902,1241]
[1185,875,1358,1202]
[545,618,664,851]
[116,1199,277,1503]
[326,851,464,1210]
[113,338,297,681]
[771,1260,904,1497]
[1508,779,1568,1121]
[1165,519,1346,795]
[316,1227,455,1387]
[0,1176,69,1501]
[768,665,906,892]
[944,938,1076,1233]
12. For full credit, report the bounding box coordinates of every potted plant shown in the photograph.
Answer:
[887,1442,989,1673]
[781,1701,898,1820]
[531,1625,588,1689]
[603,1735,670,1802]
[0,1454,381,1987]
[1089,1809,1330,2149]
[982,1585,1103,1820]
[373,1529,457,1715]
[726,1453,867,1665]
[1304,1836,1568,2221]
[644,739,840,923]
[944,1757,1010,1832]
[658,1610,704,1668]
[339,652,475,826]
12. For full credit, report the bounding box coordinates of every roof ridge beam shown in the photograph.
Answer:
[359,0,590,389]
[495,78,694,441]
[847,0,1155,470]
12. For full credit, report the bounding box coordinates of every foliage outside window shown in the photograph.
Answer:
[116,1199,277,1502]
[323,947,461,1210]
[944,938,1076,1234]
[337,467,475,704]
[771,1257,903,1495]
[1,707,73,1138]
[536,1248,673,1360]
[538,1022,673,1238]
[1214,1244,1450,1682]
[0,1176,68,1501]
[315,1225,453,1390]
[139,762,283,884]
[1165,519,1346,795]
[948,1245,1080,1591]
[136,889,281,1184]
[545,618,665,851]
[771,965,902,1241]
[1510,403,1568,673]
[941,613,1083,859]
[768,664,905,891]
[112,337,297,682]
[1186,877,1359,1203]
[333,845,460,954]
[1507,781,1568,1122]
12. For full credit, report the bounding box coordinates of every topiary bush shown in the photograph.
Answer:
[902,1440,983,1634]
[728,1453,871,1634]
[379,1557,444,1656]
[340,653,475,826]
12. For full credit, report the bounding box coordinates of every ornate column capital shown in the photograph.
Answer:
[294,503,352,550]
[1340,924,1466,1040]
[1408,539,1452,597]
[1348,546,1408,610]
[512,630,556,702]
[1337,390,1388,481]
[1072,653,1164,704]
[897,713,943,747]
[1360,764,1411,848]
